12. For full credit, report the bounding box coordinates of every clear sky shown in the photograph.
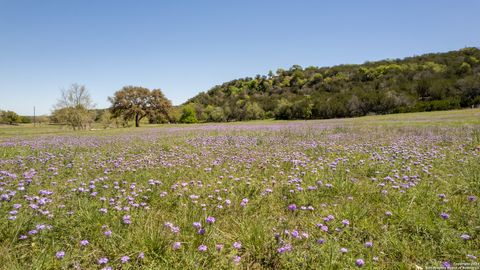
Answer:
[1,0,479,115]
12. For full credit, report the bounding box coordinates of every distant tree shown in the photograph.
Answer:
[148,111,170,124]
[347,95,363,116]
[51,107,94,129]
[35,115,49,125]
[109,86,172,127]
[209,106,226,122]
[275,99,293,120]
[98,110,114,128]
[290,96,313,119]
[52,84,95,130]
[458,62,472,75]
[179,104,198,123]
[167,107,182,123]
[193,103,208,121]
[56,83,94,109]
[1,110,20,125]
[244,102,265,120]
[19,115,32,123]
[457,75,480,107]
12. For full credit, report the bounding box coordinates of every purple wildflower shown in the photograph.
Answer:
[170,226,180,234]
[233,255,241,264]
[198,244,207,252]
[206,216,216,224]
[440,212,449,219]
[122,215,131,224]
[80,240,89,246]
[56,251,65,259]
[98,257,109,265]
[277,244,292,253]
[193,222,202,228]
[120,256,130,263]
[233,242,242,249]
[172,242,181,250]
[355,259,365,267]
[288,204,297,211]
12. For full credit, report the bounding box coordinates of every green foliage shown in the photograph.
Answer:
[185,48,480,121]
[0,110,20,125]
[19,116,31,124]
[206,106,226,122]
[98,110,127,128]
[109,86,172,127]
[179,104,198,123]
[167,107,182,123]
[244,102,265,120]
[51,107,95,130]
[413,98,461,112]
[274,99,293,120]
[52,84,95,130]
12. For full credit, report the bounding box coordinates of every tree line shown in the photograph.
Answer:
[2,84,174,129]
[3,47,479,128]
[0,110,31,125]
[184,47,480,121]
[48,85,173,129]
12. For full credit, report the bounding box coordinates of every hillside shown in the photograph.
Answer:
[185,47,480,121]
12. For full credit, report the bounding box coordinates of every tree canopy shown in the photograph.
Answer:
[51,84,95,130]
[0,110,20,125]
[109,86,172,127]
[184,47,480,121]
[179,104,198,123]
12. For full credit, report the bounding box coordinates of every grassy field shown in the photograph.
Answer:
[0,109,479,269]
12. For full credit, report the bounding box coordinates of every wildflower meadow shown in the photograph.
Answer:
[0,110,479,269]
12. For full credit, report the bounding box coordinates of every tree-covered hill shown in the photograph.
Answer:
[184,47,480,121]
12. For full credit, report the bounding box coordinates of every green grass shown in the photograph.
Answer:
[1,108,479,139]
[0,109,478,269]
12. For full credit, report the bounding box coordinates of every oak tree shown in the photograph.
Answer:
[109,86,172,127]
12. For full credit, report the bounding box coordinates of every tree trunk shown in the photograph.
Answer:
[135,113,140,127]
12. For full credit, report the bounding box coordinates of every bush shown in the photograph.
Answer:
[180,105,198,123]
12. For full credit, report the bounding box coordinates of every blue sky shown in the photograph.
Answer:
[1,0,479,115]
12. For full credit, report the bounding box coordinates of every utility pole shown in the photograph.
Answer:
[33,106,36,127]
